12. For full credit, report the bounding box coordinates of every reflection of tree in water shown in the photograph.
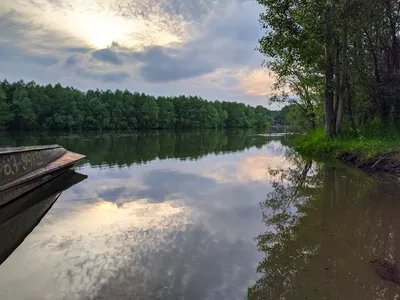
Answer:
[248,153,400,300]
[0,130,277,167]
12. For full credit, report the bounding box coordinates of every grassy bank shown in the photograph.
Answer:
[294,128,400,172]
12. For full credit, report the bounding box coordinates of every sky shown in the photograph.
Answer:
[0,0,278,108]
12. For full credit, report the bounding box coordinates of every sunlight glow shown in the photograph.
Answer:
[2,0,187,50]
[91,26,120,49]
[71,12,125,49]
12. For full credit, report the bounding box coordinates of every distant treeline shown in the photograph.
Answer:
[0,80,272,131]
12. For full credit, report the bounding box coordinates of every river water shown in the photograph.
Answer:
[0,131,399,300]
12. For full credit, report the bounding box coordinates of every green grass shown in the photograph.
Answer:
[294,127,400,162]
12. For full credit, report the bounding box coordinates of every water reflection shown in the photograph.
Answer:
[0,131,288,300]
[248,152,400,300]
[7,131,397,300]
[0,170,87,265]
[0,130,280,168]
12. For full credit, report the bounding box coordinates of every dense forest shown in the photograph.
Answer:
[258,0,400,136]
[0,80,272,131]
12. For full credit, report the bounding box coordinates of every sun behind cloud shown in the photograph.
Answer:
[66,11,125,49]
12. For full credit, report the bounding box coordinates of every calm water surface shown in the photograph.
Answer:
[0,131,399,300]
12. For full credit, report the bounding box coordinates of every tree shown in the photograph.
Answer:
[214,101,228,128]
[258,0,400,136]
[157,97,175,129]
[84,94,110,130]
[0,87,13,128]
[136,94,159,129]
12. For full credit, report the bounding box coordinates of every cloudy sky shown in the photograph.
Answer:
[0,0,276,107]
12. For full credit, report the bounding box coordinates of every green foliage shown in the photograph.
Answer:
[157,97,176,129]
[258,0,400,137]
[258,0,325,131]
[295,127,400,161]
[0,88,13,128]
[0,80,272,131]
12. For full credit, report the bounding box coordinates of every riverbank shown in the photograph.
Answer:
[294,129,400,174]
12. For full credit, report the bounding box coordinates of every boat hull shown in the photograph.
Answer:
[0,170,87,265]
[0,145,86,206]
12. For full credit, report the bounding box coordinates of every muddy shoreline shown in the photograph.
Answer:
[341,151,400,175]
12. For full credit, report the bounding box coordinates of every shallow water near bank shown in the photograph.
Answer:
[0,131,399,300]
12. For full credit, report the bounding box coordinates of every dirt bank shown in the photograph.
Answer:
[341,151,400,174]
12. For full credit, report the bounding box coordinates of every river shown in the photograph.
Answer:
[0,130,398,300]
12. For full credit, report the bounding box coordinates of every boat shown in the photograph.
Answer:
[0,145,86,206]
[0,170,87,265]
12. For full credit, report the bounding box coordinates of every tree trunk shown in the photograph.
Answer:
[390,12,400,123]
[346,79,355,129]
[383,0,400,124]
[310,111,316,130]
[334,44,341,132]
[324,0,336,138]
[336,20,348,134]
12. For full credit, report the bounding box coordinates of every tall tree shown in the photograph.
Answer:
[258,0,400,136]
[0,87,13,128]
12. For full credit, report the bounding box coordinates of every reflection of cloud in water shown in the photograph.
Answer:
[203,155,290,183]
[138,171,217,203]
[0,199,257,300]
[61,149,285,242]
[93,226,256,300]
[0,200,190,299]
[0,141,292,299]
[136,170,268,243]
[66,140,290,202]
[196,141,291,184]
[69,144,290,207]
[97,187,128,202]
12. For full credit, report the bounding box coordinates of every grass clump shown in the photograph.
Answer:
[294,126,400,162]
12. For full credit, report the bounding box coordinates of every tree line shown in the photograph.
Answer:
[258,0,400,137]
[0,80,272,131]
